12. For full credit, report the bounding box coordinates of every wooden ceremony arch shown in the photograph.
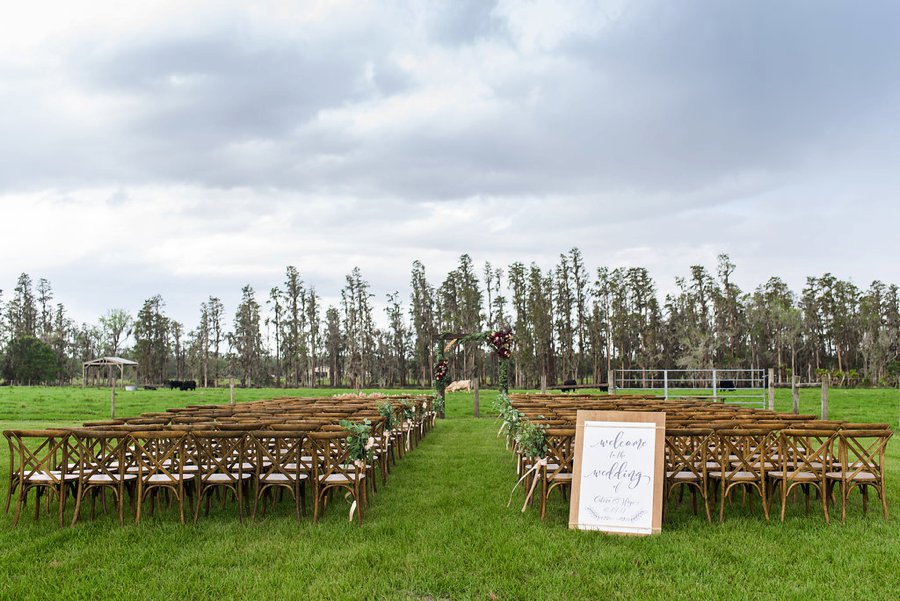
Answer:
[432,329,512,418]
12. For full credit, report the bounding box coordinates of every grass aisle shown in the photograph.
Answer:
[1,388,899,600]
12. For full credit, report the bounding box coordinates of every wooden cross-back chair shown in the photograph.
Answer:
[827,425,893,520]
[191,430,251,523]
[710,427,778,522]
[250,430,309,519]
[6,429,78,527]
[540,428,575,521]
[69,429,136,526]
[664,427,714,522]
[769,427,839,523]
[130,431,195,524]
[308,431,367,525]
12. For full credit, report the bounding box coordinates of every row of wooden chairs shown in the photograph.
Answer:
[4,395,435,527]
[504,395,892,524]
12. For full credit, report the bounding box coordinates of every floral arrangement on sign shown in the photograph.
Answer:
[340,419,375,465]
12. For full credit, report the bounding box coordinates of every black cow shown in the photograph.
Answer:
[167,380,197,391]
[561,378,578,392]
[719,379,736,392]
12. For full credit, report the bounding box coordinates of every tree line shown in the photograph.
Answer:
[1,251,898,388]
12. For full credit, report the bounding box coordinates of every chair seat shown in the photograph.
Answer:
[826,471,879,482]
[85,474,137,483]
[202,473,252,483]
[709,471,758,481]
[282,463,309,472]
[340,463,372,471]
[318,473,365,483]
[145,474,195,483]
[549,472,573,482]
[198,462,254,471]
[26,471,79,482]
[259,473,309,483]
[667,471,701,481]
[768,471,820,481]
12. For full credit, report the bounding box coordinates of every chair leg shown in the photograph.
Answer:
[840,481,848,522]
[71,484,84,527]
[194,487,203,523]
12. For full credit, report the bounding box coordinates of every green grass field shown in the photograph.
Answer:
[1,386,898,600]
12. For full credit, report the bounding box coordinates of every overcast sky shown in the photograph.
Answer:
[1,0,899,328]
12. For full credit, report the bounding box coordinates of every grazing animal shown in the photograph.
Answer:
[719,379,736,392]
[143,385,157,391]
[167,380,197,391]
[561,378,577,392]
[445,379,472,393]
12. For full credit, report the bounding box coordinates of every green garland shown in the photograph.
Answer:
[433,343,450,409]
[400,399,416,422]
[498,358,509,393]
[514,419,547,459]
[340,419,374,463]
[493,391,522,441]
[377,401,397,431]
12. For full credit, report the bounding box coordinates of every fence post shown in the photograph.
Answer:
[792,375,800,415]
[663,370,669,400]
[110,375,117,419]
[768,368,775,411]
[230,377,235,406]
[820,375,829,420]
[712,368,717,401]
[540,374,547,393]
[609,370,616,395]
[473,377,480,418]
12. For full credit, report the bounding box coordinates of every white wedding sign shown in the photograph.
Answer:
[568,410,665,535]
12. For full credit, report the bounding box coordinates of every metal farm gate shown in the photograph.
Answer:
[612,368,767,408]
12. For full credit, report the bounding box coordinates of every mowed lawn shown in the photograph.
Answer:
[0,386,898,600]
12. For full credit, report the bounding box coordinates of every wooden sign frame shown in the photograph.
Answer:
[568,410,666,535]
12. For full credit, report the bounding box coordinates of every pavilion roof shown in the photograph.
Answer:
[82,356,138,367]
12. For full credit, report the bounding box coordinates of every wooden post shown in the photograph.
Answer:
[791,375,800,415]
[473,377,480,418]
[609,369,616,395]
[110,375,117,419]
[767,368,775,411]
[229,377,235,406]
[820,375,829,420]
[540,374,547,393]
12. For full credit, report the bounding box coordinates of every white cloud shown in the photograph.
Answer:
[1,1,899,328]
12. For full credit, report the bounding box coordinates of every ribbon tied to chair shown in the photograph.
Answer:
[507,457,547,513]
[348,458,368,521]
